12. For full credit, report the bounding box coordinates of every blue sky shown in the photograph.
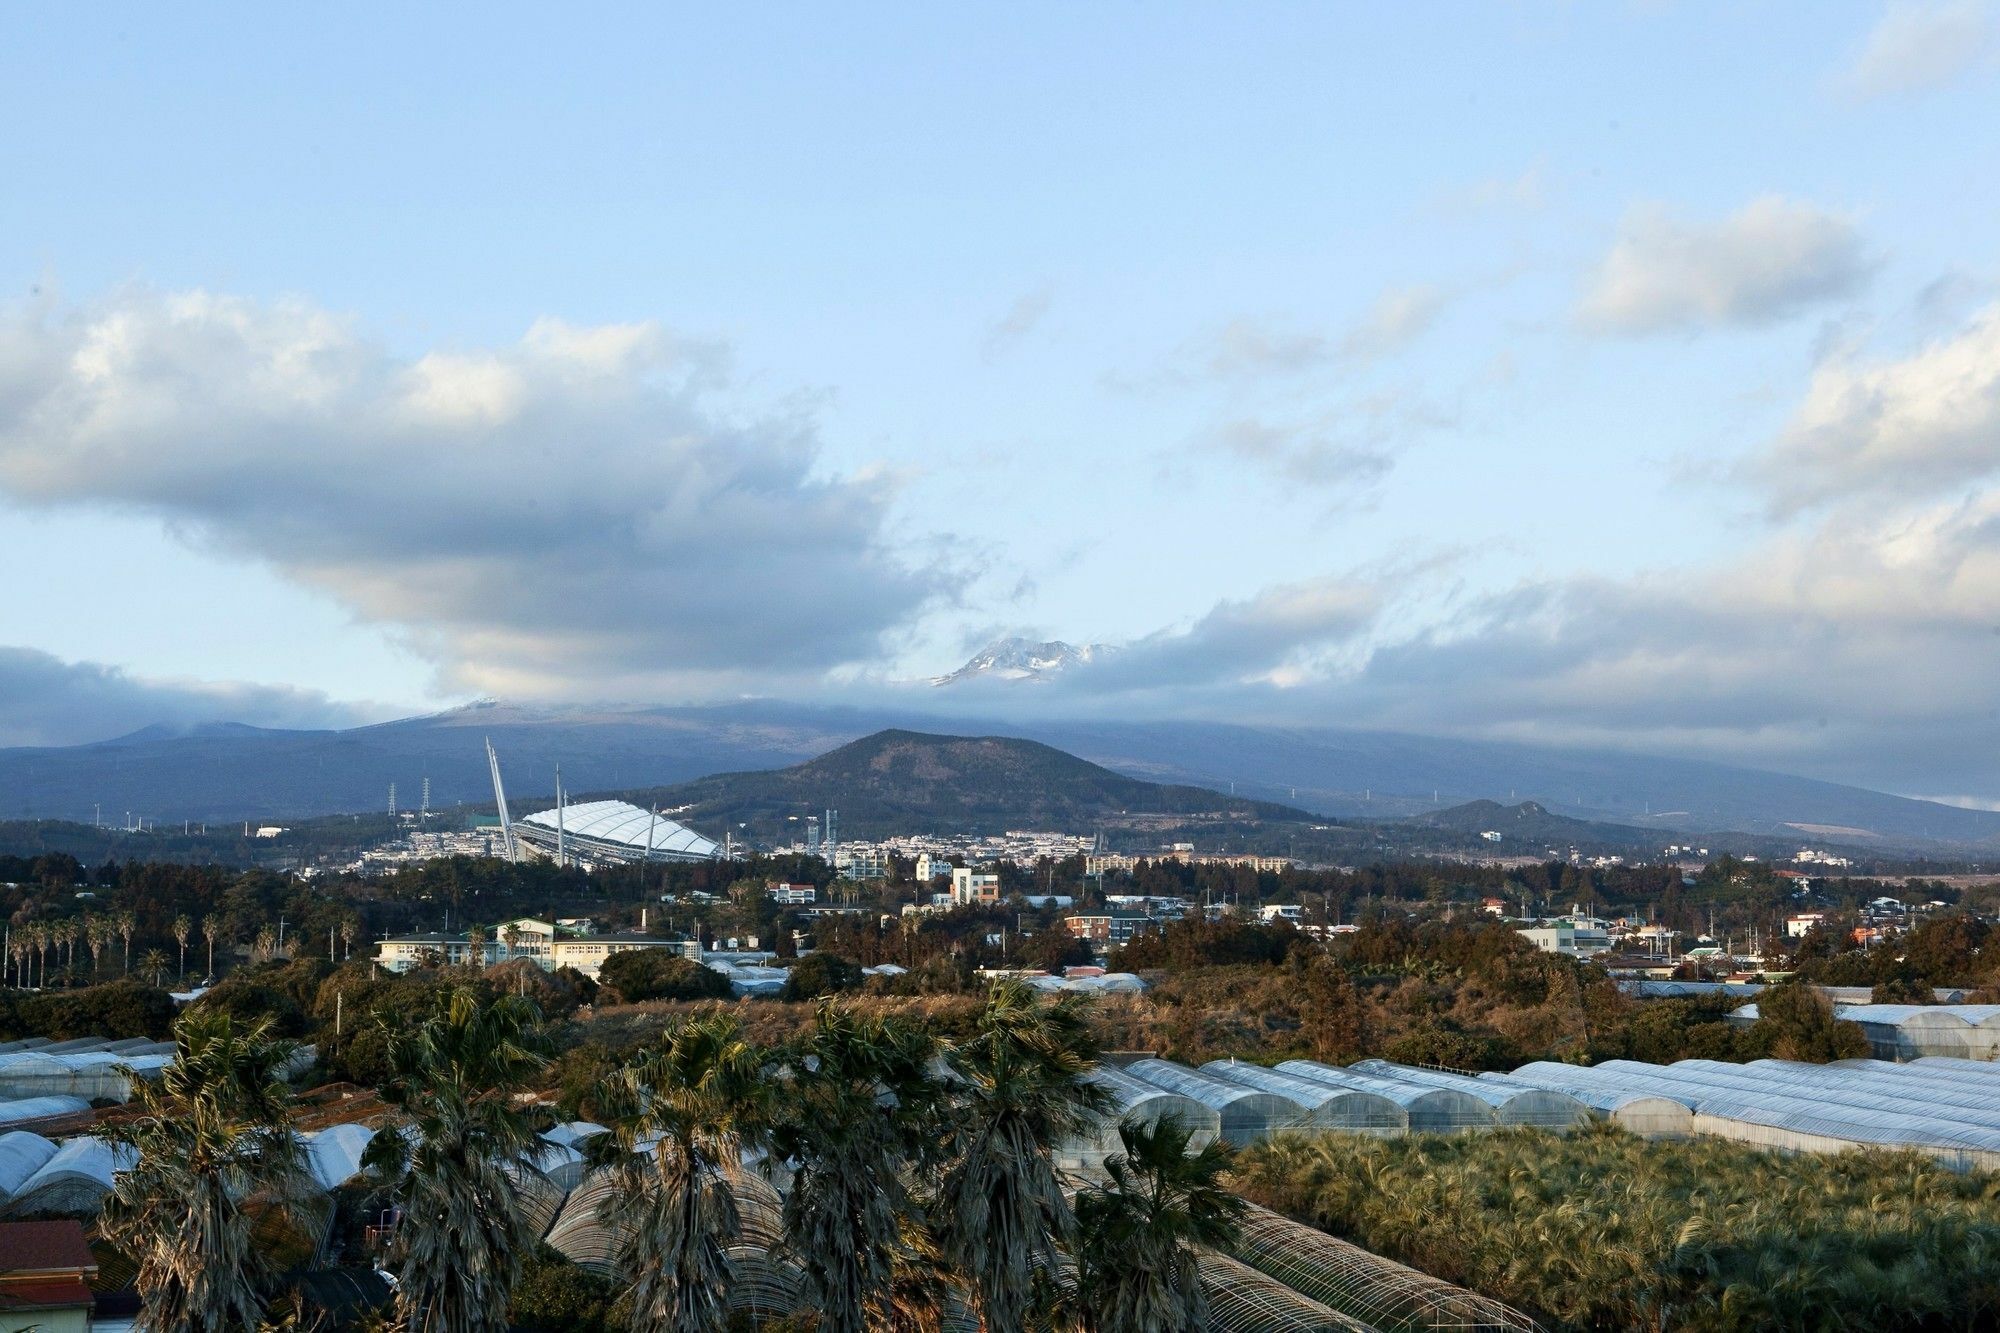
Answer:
[1,3,1997,799]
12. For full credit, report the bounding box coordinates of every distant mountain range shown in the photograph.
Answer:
[0,698,1995,856]
[930,637,1101,686]
[616,728,1309,842]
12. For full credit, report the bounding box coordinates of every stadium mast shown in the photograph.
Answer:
[486,738,518,862]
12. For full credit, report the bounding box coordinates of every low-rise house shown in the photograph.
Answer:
[0,1219,97,1332]
[376,925,697,978]
[548,932,701,979]
[1517,922,1612,960]
[1062,908,1159,948]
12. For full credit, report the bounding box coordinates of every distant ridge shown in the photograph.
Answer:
[0,698,1995,853]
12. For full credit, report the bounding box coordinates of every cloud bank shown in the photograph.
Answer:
[0,645,374,747]
[993,299,2000,795]
[1579,197,1874,333]
[0,288,949,699]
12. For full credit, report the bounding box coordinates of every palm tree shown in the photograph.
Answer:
[99,1009,311,1331]
[254,925,277,964]
[118,909,138,975]
[1072,1119,1244,1333]
[585,1014,772,1333]
[933,980,1111,1333]
[340,915,360,963]
[464,925,489,970]
[769,1000,944,1333]
[32,923,50,989]
[363,987,550,1333]
[173,914,193,980]
[199,915,218,981]
[86,913,110,981]
[142,949,170,989]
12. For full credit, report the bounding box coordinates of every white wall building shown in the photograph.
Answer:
[951,867,1001,906]
[1517,923,1612,959]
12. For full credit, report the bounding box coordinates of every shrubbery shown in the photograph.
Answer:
[3,980,176,1041]
[596,951,731,1005]
[510,1245,629,1332]
[779,952,862,1002]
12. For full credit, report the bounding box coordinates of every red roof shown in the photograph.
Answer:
[0,1220,97,1276]
[0,1276,96,1311]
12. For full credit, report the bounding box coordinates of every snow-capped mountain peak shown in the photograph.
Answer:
[931,637,1100,686]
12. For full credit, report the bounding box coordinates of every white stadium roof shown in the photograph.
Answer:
[516,799,720,863]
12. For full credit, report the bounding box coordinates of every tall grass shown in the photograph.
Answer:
[1237,1124,2000,1332]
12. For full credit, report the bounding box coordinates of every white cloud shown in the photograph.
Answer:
[1836,1,1994,99]
[1179,284,1455,384]
[1579,196,1876,334]
[1435,163,1549,217]
[1336,490,2000,793]
[0,287,949,699]
[1756,301,2000,510]
[1338,285,1451,360]
[1203,319,1333,379]
[1203,417,1398,492]
[1052,576,1383,703]
[0,645,377,747]
[982,288,1053,359]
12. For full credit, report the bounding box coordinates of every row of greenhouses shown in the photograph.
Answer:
[0,1036,176,1100]
[1499,1055,2000,1169]
[1065,1057,1597,1160]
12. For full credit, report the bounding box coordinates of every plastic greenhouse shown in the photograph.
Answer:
[0,1048,171,1101]
[1228,1202,1540,1332]
[302,1123,375,1192]
[0,1095,90,1127]
[1506,1057,2000,1170]
[1350,1062,1590,1130]
[1065,1065,1223,1169]
[1196,1248,1375,1333]
[1202,1060,1409,1135]
[1728,1003,2000,1061]
[1477,1071,1693,1137]
[1123,1060,1309,1147]
[1274,1061,1497,1133]
[2,1135,134,1216]
[0,1130,57,1206]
